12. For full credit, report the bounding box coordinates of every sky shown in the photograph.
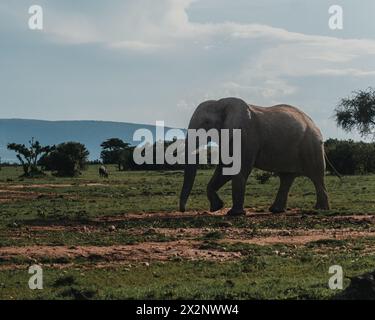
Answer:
[1,0,375,140]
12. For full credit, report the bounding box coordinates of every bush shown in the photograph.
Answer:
[325,139,375,175]
[39,142,89,177]
[255,171,273,184]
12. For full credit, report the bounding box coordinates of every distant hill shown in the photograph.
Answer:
[0,119,183,162]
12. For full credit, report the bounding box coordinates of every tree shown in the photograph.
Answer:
[335,88,375,137]
[325,138,375,175]
[100,138,131,171]
[7,138,53,176]
[40,142,89,177]
[118,147,135,171]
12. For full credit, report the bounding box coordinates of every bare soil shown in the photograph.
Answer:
[0,189,56,203]
[2,211,375,269]
[0,240,242,265]
[0,183,107,190]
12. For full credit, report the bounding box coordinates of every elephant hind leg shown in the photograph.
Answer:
[269,173,296,213]
[310,175,330,210]
[207,166,232,212]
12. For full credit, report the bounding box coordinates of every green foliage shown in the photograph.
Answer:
[40,142,89,177]
[325,139,375,175]
[335,88,375,137]
[100,138,132,171]
[254,170,273,184]
[7,138,53,177]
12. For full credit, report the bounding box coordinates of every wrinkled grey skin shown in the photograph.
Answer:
[179,97,330,216]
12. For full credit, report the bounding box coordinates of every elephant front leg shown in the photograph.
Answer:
[207,166,232,212]
[269,173,296,213]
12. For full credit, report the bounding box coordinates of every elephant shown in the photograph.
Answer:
[179,97,330,216]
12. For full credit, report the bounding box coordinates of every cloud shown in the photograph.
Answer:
[39,1,375,55]
[222,81,297,99]
[37,0,375,95]
[109,40,162,51]
[2,0,375,133]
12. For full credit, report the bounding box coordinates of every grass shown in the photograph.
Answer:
[1,165,375,223]
[2,245,375,300]
[1,165,375,299]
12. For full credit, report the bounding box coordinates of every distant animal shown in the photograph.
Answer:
[180,97,331,216]
[99,166,109,178]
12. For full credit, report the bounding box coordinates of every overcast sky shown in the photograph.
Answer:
[1,0,375,140]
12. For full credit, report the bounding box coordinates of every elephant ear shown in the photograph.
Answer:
[220,98,250,133]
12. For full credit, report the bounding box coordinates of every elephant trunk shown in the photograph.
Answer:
[179,134,198,212]
[179,163,197,212]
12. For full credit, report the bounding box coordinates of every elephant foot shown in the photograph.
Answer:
[314,203,330,210]
[227,208,246,217]
[269,205,286,214]
[210,199,224,212]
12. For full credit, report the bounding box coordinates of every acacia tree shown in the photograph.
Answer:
[335,88,375,137]
[7,138,53,176]
[100,138,131,171]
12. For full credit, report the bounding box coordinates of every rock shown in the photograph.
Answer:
[335,269,375,300]
[143,262,150,267]
[218,221,233,228]
[108,225,116,232]
[279,231,292,236]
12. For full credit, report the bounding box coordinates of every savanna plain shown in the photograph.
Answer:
[1,165,375,299]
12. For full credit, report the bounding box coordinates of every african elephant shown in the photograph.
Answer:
[179,97,330,216]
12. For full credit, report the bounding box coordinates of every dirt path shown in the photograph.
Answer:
[146,227,375,245]
[0,183,107,202]
[0,241,242,266]
[2,226,375,269]
[93,208,303,221]
[1,183,107,189]
[0,189,56,203]
[2,210,375,269]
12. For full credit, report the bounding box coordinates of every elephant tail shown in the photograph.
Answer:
[324,152,342,180]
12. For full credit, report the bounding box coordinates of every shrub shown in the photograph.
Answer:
[325,139,375,175]
[255,171,273,184]
[39,142,89,177]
